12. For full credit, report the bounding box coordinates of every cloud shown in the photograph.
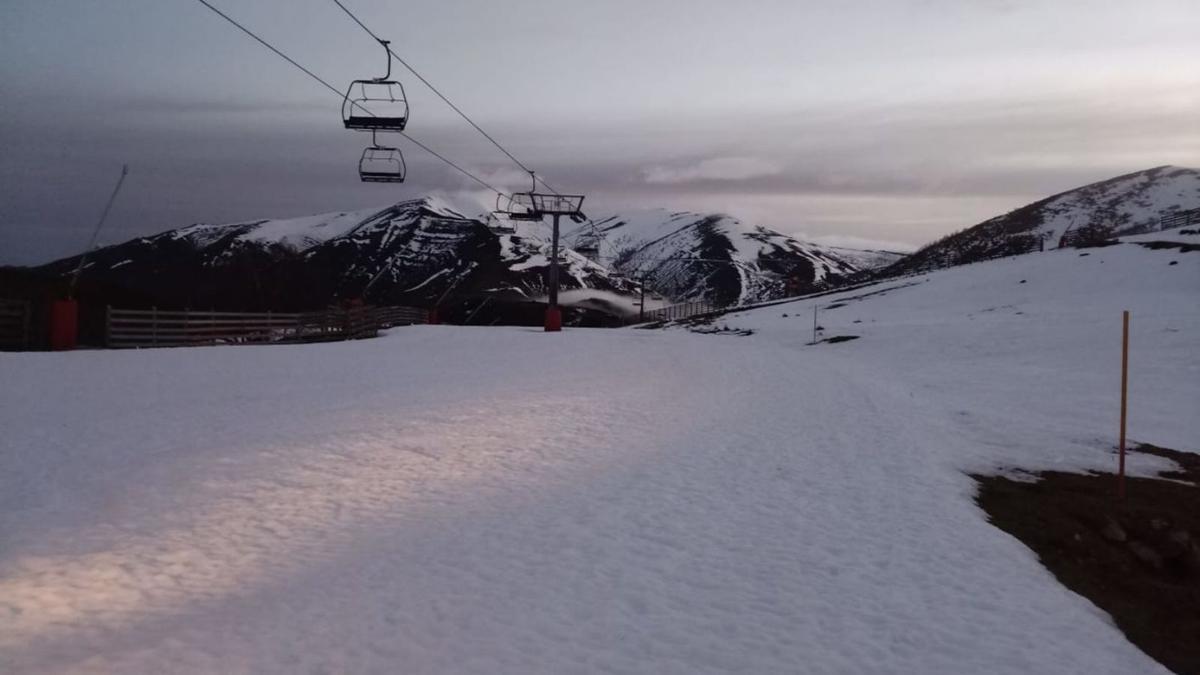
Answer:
[3,83,1195,264]
[642,157,784,184]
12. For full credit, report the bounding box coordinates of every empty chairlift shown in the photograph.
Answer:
[574,230,602,262]
[342,39,409,132]
[575,240,600,260]
[486,207,517,234]
[359,132,405,183]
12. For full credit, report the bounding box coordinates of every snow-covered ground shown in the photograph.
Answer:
[1,242,1196,674]
[1024,165,1199,245]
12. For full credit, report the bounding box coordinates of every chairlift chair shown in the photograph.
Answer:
[505,192,543,221]
[494,172,543,221]
[343,39,409,132]
[530,193,585,217]
[358,133,406,183]
[574,231,601,261]
[482,210,516,234]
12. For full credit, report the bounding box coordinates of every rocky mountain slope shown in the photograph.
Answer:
[39,200,898,317]
[881,165,1200,276]
[38,198,632,316]
[574,209,902,306]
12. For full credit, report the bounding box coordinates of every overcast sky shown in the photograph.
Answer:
[2,0,1197,264]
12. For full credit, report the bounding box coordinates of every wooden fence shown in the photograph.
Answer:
[371,305,430,328]
[0,299,31,350]
[1161,207,1200,231]
[106,305,428,349]
[634,300,718,324]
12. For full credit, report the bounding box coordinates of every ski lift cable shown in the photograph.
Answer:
[69,164,130,299]
[191,0,503,196]
[327,0,561,196]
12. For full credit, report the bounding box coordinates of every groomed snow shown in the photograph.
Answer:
[1,243,1196,674]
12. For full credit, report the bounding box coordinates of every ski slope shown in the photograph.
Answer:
[1,242,1196,674]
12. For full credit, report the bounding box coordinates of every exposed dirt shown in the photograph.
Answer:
[974,444,1200,674]
[687,325,754,336]
[1138,241,1199,253]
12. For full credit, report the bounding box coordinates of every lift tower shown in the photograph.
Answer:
[533,194,585,331]
[502,173,585,330]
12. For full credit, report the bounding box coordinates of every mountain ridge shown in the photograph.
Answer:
[879,165,1200,277]
[36,199,893,321]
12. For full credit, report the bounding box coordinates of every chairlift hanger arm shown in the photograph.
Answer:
[376,38,392,81]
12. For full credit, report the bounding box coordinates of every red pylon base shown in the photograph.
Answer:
[544,307,562,332]
[50,299,79,351]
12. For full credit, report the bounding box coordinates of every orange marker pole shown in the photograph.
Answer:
[1118,310,1129,499]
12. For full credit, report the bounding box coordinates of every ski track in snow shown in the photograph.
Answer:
[1,244,1196,674]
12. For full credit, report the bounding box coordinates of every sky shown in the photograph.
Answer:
[1,0,1198,264]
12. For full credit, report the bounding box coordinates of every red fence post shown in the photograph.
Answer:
[49,299,78,350]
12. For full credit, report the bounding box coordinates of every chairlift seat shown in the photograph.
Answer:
[345,114,409,131]
[508,212,543,221]
[360,172,405,183]
[358,146,406,183]
[342,79,409,132]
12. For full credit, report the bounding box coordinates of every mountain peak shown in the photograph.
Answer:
[880,166,1200,276]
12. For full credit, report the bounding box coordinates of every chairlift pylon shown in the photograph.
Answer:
[343,39,409,132]
[358,131,406,183]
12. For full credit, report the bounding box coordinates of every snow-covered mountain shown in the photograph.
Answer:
[39,198,636,318]
[822,246,909,272]
[575,209,901,306]
[39,200,898,316]
[882,165,1200,276]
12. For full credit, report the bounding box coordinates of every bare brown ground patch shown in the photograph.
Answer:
[974,445,1200,674]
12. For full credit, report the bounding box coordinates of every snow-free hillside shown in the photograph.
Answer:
[3,236,1195,673]
[883,165,1200,276]
[577,209,897,305]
